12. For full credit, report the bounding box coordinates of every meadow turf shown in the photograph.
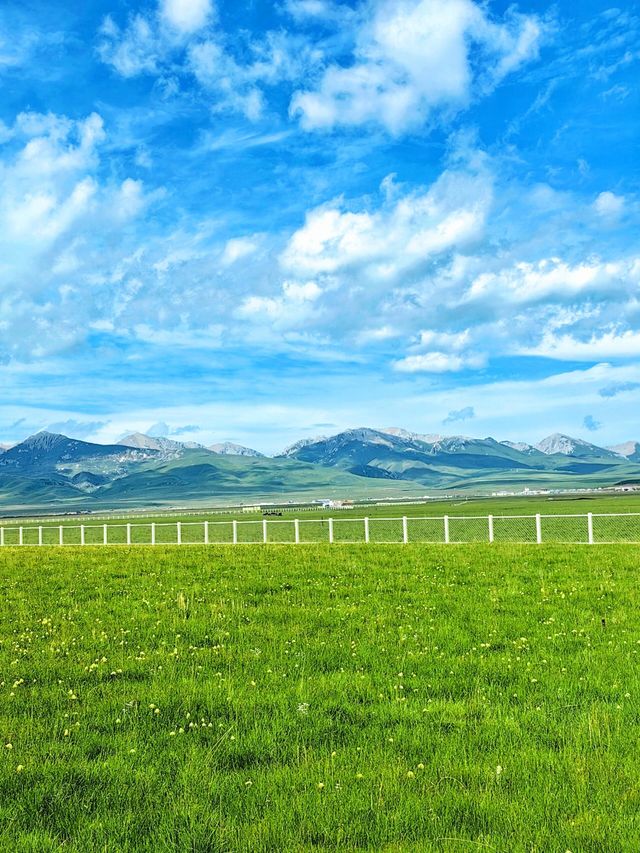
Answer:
[1,545,639,851]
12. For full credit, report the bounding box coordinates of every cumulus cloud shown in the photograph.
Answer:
[0,110,155,362]
[290,0,543,133]
[393,351,486,373]
[237,280,323,329]
[99,3,320,119]
[593,190,625,219]
[465,256,639,305]
[522,329,640,361]
[443,406,475,424]
[221,237,260,266]
[280,165,492,280]
[160,0,213,34]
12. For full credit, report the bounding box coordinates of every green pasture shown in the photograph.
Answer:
[0,544,639,850]
[2,491,640,531]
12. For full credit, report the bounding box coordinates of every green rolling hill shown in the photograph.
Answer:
[1,427,639,513]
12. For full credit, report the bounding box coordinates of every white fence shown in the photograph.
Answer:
[0,513,639,546]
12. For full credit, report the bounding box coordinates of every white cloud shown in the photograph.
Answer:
[188,41,266,120]
[283,0,356,24]
[98,1,213,77]
[356,325,399,344]
[188,31,320,119]
[99,6,319,120]
[160,0,213,34]
[593,190,625,219]
[522,329,640,361]
[290,0,543,133]
[237,280,322,329]
[416,329,471,351]
[97,15,161,77]
[281,165,492,279]
[0,110,159,362]
[221,237,260,266]
[393,351,486,373]
[465,257,639,304]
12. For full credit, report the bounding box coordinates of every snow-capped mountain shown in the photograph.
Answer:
[209,442,264,457]
[536,433,620,458]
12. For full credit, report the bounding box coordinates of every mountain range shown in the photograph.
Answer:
[0,427,639,513]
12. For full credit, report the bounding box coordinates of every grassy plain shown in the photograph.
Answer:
[1,544,639,850]
[3,491,640,528]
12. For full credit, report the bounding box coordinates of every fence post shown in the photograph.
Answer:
[294,519,300,544]
[19,527,23,546]
[328,518,334,544]
[364,517,370,543]
[177,522,182,545]
[232,519,238,545]
[535,514,542,544]
[443,516,450,544]
[151,523,156,546]
[204,520,209,545]
[59,525,63,546]
[38,526,43,546]
[262,518,268,544]
[488,515,494,543]
[402,516,408,544]
[80,525,85,546]
[0,527,3,546]
[127,523,131,545]
[587,512,594,545]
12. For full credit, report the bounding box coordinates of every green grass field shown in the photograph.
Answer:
[1,545,639,850]
[3,491,640,527]
[2,493,640,547]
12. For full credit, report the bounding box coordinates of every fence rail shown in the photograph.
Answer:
[1,513,640,546]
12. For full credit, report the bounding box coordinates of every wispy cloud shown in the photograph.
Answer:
[583,414,602,432]
[443,406,475,425]
[599,381,640,399]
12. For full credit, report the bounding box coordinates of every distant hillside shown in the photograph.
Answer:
[0,426,639,513]
[278,428,640,489]
[0,432,156,474]
[610,441,640,463]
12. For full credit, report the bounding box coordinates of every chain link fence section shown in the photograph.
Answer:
[407,517,446,543]
[493,515,538,543]
[539,514,590,544]
[369,517,404,543]
[1,513,640,546]
[332,519,367,544]
[593,513,640,543]
[447,516,490,543]
[299,519,332,544]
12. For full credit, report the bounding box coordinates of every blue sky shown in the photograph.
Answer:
[0,0,638,453]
